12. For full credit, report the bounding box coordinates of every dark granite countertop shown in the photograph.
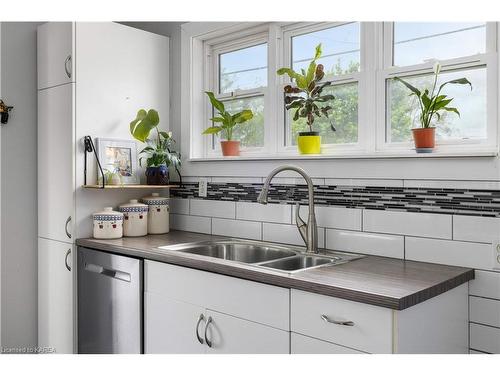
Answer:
[76,230,474,310]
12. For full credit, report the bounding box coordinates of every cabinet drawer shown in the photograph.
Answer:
[470,323,500,354]
[470,270,500,300]
[291,289,393,353]
[470,296,500,328]
[145,261,289,330]
[291,333,365,354]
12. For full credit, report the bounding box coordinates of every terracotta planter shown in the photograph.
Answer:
[220,140,240,156]
[412,127,436,153]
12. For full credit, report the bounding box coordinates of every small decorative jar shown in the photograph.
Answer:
[92,207,123,239]
[142,193,170,234]
[119,199,149,237]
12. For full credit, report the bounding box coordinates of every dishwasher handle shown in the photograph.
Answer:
[84,262,132,282]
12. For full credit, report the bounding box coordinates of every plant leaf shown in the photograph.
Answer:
[205,91,225,113]
[394,77,421,97]
[210,117,225,123]
[442,107,461,117]
[439,77,472,92]
[130,109,160,142]
[202,126,222,135]
[314,43,322,60]
[232,109,254,123]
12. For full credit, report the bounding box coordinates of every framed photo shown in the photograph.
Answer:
[96,138,139,185]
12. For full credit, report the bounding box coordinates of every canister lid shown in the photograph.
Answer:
[119,199,149,213]
[142,192,169,205]
[93,207,123,221]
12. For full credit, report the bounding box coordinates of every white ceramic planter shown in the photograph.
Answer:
[142,193,170,234]
[119,199,149,237]
[92,207,123,239]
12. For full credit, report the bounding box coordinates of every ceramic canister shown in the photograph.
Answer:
[118,199,149,237]
[142,193,170,234]
[92,207,124,239]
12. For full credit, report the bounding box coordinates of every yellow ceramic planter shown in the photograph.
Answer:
[297,134,321,154]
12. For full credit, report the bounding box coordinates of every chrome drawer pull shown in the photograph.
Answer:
[321,314,354,326]
[195,314,205,344]
[204,316,213,348]
[65,216,72,239]
[64,55,72,78]
[65,249,71,271]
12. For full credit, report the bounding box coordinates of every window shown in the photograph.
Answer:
[380,22,496,150]
[207,35,268,152]
[189,22,498,159]
[283,23,361,148]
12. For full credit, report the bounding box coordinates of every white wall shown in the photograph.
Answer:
[0,22,42,350]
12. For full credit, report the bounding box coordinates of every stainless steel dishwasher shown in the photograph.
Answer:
[77,247,143,354]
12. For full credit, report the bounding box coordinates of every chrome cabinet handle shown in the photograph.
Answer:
[195,314,205,344]
[204,316,213,348]
[321,314,354,326]
[65,216,72,239]
[65,249,71,271]
[64,55,72,78]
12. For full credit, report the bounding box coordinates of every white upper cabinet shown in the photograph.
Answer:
[37,22,74,90]
[38,83,74,243]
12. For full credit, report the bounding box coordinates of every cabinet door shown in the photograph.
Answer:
[291,333,364,354]
[144,292,206,354]
[205,310,290,354]
[38,238,73,353]
[37,22,74,89]
[38,84,74,243]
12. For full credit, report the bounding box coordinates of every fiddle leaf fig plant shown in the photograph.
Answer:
[394,62,472,129]
[202,91,254,141]
[129,109,181,168]
[277,43,336,132]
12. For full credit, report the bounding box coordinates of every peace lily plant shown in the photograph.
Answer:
[202,92,254,156]
[277,43,335,154]
[394,62,472,152]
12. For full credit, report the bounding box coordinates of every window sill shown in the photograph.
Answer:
[189,149,498,162]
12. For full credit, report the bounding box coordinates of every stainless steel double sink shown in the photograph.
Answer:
[158,240,363,274]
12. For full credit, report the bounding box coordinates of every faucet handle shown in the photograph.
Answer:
[295,203,307,243]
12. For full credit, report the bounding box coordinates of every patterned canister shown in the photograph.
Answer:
[142,193,170,234]
[92,207,123,239]
[118,199,149,237]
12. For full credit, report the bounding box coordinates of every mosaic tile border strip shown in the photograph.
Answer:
[171,182,500,217]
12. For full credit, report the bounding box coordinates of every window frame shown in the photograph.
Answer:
[189,21,499,160]
[376,22,498,153]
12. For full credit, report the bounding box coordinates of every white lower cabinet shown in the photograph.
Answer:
[291,333,364,354]
[144,260,469,354]
[38,238,73,353]
[144,261,290,354]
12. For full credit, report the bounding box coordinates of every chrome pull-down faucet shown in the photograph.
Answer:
[257,165,318,254]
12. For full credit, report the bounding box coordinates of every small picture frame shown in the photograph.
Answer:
[96,138,139,185]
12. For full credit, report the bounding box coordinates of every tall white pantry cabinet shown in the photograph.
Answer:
[37,22,169,353]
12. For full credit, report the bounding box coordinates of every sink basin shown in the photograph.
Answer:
[160,240,297,264]
[260,255,338,273]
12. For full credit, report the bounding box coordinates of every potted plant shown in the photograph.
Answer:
[202,91,254,156]
[277,44,335,154]
[394,62,472,153]
[130,109,181,185]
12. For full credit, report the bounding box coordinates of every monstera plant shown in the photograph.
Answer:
[130,109,181,185]
[277,43,335,154]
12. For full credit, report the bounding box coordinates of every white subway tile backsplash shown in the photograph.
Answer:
[453,215,500,243]
[262,223,325,248]
[211,176,262,183]
[292,205,362,231]
[190,199,235,219]
[169,198,189,215]
[470,270,500,300]
[236,202,292,224]
[180,176,212,183]
[325,229,404,259]
[170,214,211,234]
[470,296,500,328]
[363,210,452,239]
[269,177,325,186]
[324,178,403,187]
[470,323,500,354]
[405,237,493,270]
[212,218,261,240]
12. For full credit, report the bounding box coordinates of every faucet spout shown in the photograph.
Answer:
[258,165,318,254]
